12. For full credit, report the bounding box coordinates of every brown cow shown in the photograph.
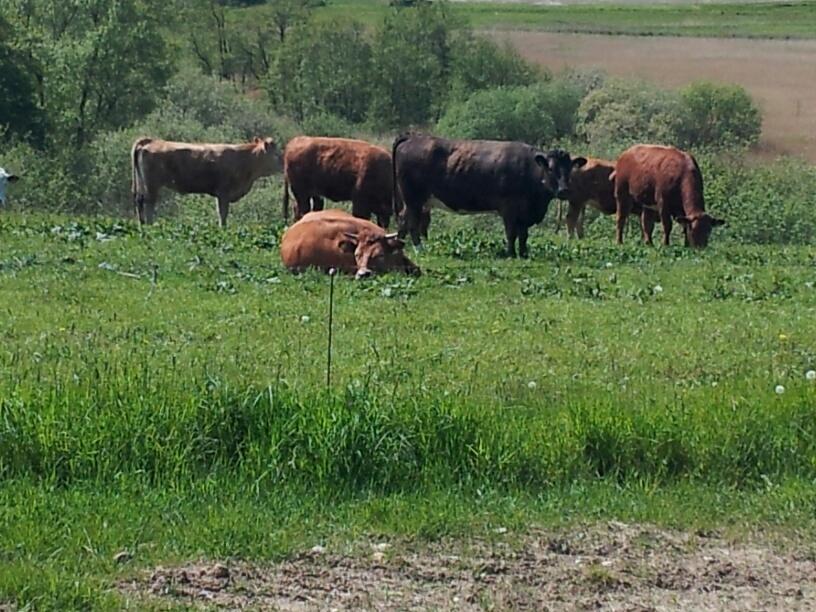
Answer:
[131,137,281,227]
[560,158,653,241]
[280,209,420,279]
[613,144,725,247]
[283,137,393,228]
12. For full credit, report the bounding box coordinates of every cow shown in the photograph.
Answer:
[283,136,394,228]
[612,144,725,247]
[0,168,20,206]
[280,209,420,279]
[393,133,586,258]
[131,136,282,227]
[558,157,654,242]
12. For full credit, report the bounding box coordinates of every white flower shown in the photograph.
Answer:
[527,381,537,390]
[775,385,785,395]
[806,370,816,381]
[300,315,310,324]
[653,284,663,294]
[605,262,613,268]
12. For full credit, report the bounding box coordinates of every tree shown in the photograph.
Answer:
[269,0,311,42]
[4,0,174,148]
[0,15,46,145]
[679,81,762,148]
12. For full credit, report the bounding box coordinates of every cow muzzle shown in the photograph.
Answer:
[355,268,373,280]
[556,188,570,199]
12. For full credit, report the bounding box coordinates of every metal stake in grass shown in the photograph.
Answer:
[326,268,336,388]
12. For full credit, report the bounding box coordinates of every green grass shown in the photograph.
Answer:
[1,207,816,608]
[235,1,816,40]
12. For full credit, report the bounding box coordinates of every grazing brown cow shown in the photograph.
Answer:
[131,137,281,227]
[283,137,394,228]
[280,209,420,279]
[612,144,725,247]
[560,158,652,241]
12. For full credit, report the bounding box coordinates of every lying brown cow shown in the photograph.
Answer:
[613,144,725,247]
[131,137,281,227]
[283,137,393,227]
[280,209,420,279]
[560,158,651,241]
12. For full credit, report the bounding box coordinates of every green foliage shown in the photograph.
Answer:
[0,15,46,146]
[267,20,373,123]
[4,0,174,148]
[368,1,458,128]
[447,33,540,101]
[576,78,685,150]
[436,80,581,143]
[679,81,762,148]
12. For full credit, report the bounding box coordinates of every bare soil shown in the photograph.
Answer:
[120,522,816,610]
[487,31,816,162]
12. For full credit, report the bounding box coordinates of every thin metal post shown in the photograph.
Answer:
[326,268,336,388]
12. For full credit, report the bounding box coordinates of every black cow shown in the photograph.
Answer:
[393,133,586,258]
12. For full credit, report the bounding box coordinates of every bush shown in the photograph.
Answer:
[267,20,373,124]
[576,78,685,150]
[679,81,762,149]
[437,80,581,144]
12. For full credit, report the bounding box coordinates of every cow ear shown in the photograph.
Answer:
[339,232,358,253]
[571,157,588,169]
[384,235,405,251]
[710,216,726,227]
[534,153,548,168]
[675,216,691,226]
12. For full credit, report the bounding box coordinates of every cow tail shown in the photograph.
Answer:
[282,175,290,222]
[131,137,151,204]
[391,133,409,219]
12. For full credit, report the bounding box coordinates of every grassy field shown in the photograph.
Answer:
[1,202,816,607]
[236,1,816,39]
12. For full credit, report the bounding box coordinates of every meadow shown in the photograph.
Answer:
[1,202,816,608]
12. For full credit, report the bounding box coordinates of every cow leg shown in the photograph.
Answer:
[614,183,633,245]
[566,201,583,239]
[502,215,518,258]
[311,196,324,212]
[517,224,530,259]
[640,209,656,245]
[142,189,159,225]
[660,207,673,246]
[290,186,311,220]
[216,197,230,228]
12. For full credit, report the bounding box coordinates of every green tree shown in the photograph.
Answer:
[268,20,372,124]
[369,1,458,129]
[679,81,762,148]
[0,15,46,145]
[5,0,174,148]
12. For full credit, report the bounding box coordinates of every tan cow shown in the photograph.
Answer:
[283,137,393,227]
[131,137,282,227]
[613,144,725,247]
[280,209,420,279]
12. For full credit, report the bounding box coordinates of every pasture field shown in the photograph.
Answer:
[245,1,816,39]
[1,204,816,608]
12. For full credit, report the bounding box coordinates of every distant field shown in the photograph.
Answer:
[303,1,816,39]
[492,31,816,162]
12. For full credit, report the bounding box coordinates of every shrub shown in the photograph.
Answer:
[678,81,762,149]
[267,20,373,124]
[576,78,684,150]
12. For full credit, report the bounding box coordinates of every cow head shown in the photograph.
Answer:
[0,168,19,206]
[676,213,726,248]
[339,229,421,279]
[534,150,587,199]
[253,137,283,175]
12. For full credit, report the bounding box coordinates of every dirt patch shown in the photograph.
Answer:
[487,31,816,162]
[120,522,816,610]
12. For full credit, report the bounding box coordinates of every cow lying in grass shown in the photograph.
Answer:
[280,209,420,279]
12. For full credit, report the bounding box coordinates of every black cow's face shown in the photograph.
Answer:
[676,213,726,248]
[534,150,587,199]
[339,230,421,279]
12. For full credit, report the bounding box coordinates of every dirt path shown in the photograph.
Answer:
[121,522,816,610]
[487,31,816,162]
